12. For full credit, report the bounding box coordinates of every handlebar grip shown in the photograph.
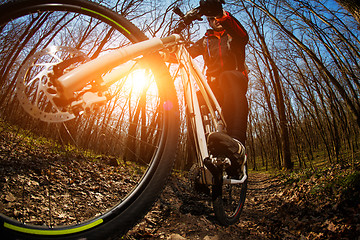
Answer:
[171,6,203,34]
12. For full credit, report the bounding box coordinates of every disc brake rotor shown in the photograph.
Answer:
[16,46,89,123]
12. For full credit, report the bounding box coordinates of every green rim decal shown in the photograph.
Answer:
[81,7,131,35]
[4,219,103,236]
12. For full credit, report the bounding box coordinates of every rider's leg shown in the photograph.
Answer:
[207,70,248,176]
[219,70,248,145]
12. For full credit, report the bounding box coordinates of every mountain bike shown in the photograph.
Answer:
[0,0,248,239]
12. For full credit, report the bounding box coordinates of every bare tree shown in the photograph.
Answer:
[335,0,360,25]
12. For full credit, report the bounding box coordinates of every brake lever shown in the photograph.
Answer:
[172,6,203,33]
[183,7,203,24]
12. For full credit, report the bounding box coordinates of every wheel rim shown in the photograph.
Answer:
[213,172,247,224]
[221,180,247,218]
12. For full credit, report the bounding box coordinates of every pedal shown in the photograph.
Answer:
[223,156,248,185]
[211,156,231,168]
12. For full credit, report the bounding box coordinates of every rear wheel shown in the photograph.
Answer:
[0,0,179,239]
[212,163,248,226]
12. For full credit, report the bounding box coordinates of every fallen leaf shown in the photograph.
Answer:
[5,193,16,202]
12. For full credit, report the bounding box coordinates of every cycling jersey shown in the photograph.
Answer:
[189,11,249,79]
[189,11,249,144]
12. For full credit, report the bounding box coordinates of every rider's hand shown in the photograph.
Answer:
[199,0,223,17]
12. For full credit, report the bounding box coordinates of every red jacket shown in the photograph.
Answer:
[189,11,249,78]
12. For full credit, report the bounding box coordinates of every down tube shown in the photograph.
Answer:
[190,55,226,130]
[176,47,209,161]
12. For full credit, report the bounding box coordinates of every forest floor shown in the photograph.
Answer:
[1,125,359,239]
[124,165,360,240]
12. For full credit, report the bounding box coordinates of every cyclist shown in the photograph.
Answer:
[189,0,249,177]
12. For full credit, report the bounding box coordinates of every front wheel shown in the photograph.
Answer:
[0,0,179,239]
[212,163,248,226]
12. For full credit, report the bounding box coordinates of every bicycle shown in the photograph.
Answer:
[0,0,248,239]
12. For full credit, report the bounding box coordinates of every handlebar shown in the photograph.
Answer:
[172,6,203,34]
[172,0,226,34]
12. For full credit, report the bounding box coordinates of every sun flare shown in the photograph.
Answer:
[127,69,150,94]
[108,66,160,114]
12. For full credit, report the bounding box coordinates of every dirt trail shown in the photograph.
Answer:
[124,171,359,239]
[124,172,297,239]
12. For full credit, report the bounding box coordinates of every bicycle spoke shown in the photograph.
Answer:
[0,1,179,238]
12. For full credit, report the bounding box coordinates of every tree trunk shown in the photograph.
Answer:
[336,0,360,25]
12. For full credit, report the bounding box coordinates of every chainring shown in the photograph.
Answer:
[188,164,211,197]
[16,46,89,122]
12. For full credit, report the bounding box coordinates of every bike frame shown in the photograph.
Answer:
[55,34,247,185]
[174,44,225,185]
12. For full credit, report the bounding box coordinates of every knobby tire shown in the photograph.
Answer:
[0,0,179,239]
[212,163,248,226]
